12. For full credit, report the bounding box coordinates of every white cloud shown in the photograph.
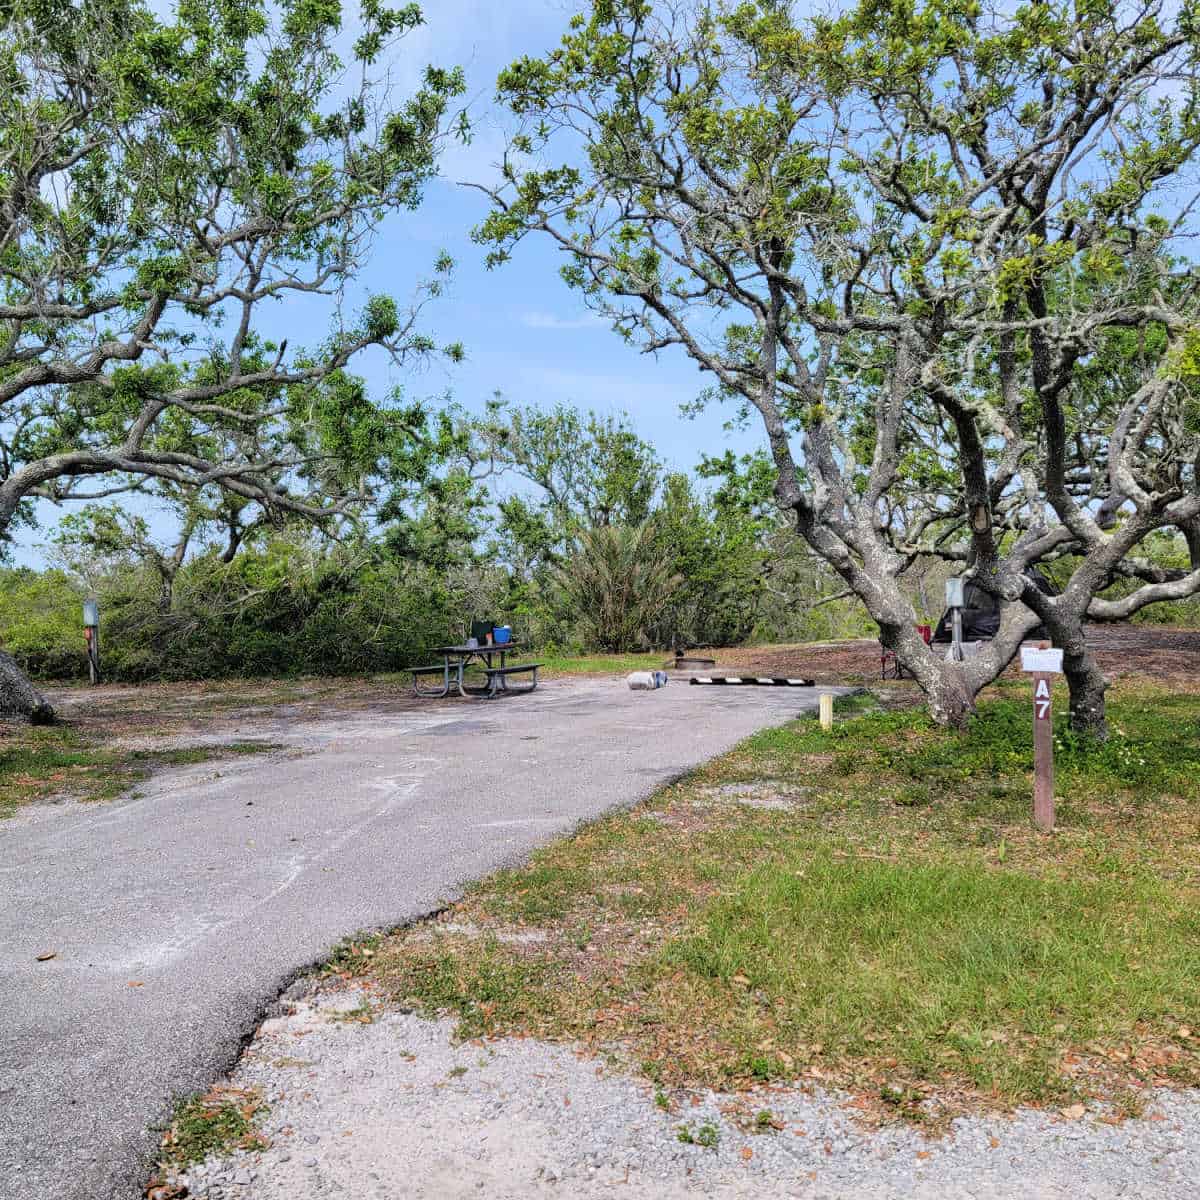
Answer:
[505,363,764,473]
[513,363,688,417]
[520,310,606,331]
[388,0,571,100]
[38,169,71,212]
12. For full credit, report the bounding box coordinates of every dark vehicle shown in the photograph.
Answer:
[931,572,1058,644]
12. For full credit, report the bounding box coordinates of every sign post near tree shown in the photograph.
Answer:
[1020,643,1063,830]
[83,599,100,686]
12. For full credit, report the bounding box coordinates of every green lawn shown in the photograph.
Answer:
[352,677,1200,1122]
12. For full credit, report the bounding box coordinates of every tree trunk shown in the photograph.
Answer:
[1062,638,1108,739]
[1184,517,1200,572]
[157,569,175,613]
[0,647,55,723]
[1041,607,1108,739]
[883,622,979,728]
[157,523,192,611]
[924,665,977,729]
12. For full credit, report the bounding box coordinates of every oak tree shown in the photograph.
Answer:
[0,0,466,717]
[480,0,1200,733]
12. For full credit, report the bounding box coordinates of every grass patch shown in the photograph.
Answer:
[320,931,386,975]
[357,677,1200,1121]
[329,999,375,1024]
[0,726,119,817]
[677,1122,720,1147]
[0,726,280,819]
[537,650,665,678]
[831,688,878,715]
[384,940,559,1039]
[158,1086,268,1168]
[668,854,1200,1102]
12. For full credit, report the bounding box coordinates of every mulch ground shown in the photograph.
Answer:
[37,675,428,744]
[707,624,1200,693]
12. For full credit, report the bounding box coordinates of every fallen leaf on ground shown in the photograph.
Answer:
[740,1147,752,1161]
[1060,1104,1086,1120]
[35,951,57,962]
[128,980,144,988]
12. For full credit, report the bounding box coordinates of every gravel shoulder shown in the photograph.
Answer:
[166,984,1200,1200]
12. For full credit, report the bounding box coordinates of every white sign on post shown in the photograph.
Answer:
[1020,646,1063,674]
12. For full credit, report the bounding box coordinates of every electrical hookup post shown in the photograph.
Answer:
[945,577,966,661]
[1020,643,1063,830]
[83,598,100,685]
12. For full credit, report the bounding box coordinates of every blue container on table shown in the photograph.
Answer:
[494,625,512,645]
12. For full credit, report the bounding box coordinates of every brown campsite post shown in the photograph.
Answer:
[1032,672,1054,830]
[1021,639,1061,832]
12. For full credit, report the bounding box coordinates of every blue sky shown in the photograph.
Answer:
[357,0,764,468]
[14,0,765,567]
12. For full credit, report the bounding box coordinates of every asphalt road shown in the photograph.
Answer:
[0,675,845,1200]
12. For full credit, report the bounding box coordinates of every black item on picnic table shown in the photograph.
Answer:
[470,619,495,645]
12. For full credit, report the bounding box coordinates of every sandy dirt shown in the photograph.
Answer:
[707,624,1200,692]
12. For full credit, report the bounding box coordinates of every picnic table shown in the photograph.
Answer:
[411,642,542,700]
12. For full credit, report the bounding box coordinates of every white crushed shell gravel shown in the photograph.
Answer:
[165,986,1200,1199]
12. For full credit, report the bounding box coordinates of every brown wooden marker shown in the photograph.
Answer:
[1020,641,1062,832]
[1032,673,1054,830]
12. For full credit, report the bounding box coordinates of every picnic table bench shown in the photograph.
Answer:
[412,643,542,699]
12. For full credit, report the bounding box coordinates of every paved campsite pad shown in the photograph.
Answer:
[0,676,848,1200]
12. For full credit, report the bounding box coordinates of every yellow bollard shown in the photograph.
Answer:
[819,692,833,732]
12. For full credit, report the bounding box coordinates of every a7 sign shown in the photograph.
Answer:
[1021,645,1063,831]
[1034,676,1052,721]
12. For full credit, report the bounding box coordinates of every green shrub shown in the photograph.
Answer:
[0,568,86,677]
[0,545,461,682]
